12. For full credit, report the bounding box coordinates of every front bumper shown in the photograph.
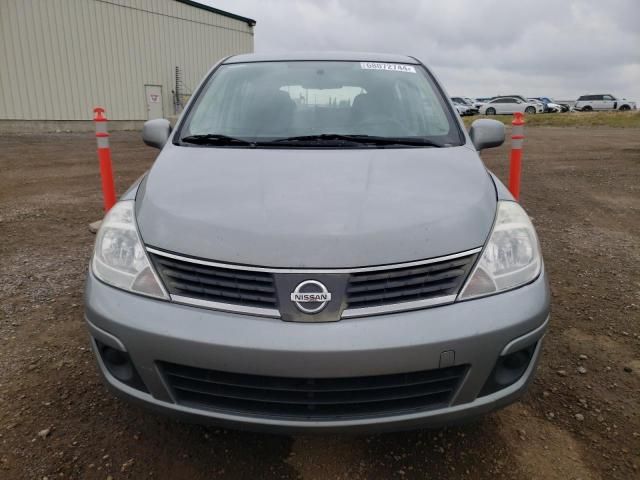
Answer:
[84,269,550,432]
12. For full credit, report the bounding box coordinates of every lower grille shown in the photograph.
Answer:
[160,362,468,420]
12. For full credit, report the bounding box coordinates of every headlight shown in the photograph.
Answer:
[92,201,168,299]
[459,201,541,300]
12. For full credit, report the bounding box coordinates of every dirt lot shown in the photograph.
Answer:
[1,126,639,479]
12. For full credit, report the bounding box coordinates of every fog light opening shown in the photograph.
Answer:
[102,345,135,382]
[94,340,148,392]
[494,350,530,386]
[480,342,537,397]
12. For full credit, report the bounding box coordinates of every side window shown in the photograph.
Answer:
[578,96,587,101]
[593,95,604,101]
[188,72,244,135]
[603,95,614,100]
[398,80,450,136]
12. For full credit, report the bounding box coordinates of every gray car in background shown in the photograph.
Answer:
[85,52,550,432]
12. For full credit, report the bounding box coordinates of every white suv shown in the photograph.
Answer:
[574,94,636,112]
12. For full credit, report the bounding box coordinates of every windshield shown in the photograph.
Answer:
[178,61,462,147]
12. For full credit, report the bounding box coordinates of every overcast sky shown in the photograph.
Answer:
[204,0,640,102]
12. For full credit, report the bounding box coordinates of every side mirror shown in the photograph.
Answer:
[469,119,505,151]
[142,118,171,149]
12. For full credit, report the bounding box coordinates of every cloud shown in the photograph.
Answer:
[204,0,640,101]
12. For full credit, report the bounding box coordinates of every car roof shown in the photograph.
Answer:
[223,51,420,64]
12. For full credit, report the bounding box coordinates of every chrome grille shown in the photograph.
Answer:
[149,252,278,310]
[147,248,480,318]
[345,254,477,310]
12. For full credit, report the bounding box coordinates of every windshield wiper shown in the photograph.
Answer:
[180,133,445,148]
[269,133,365,146]
[180,134,254,146]
[269,134,444,147]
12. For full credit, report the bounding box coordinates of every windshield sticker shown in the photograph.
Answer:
[360,62,416,73]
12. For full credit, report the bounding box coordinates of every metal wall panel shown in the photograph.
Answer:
[0,0,254,120]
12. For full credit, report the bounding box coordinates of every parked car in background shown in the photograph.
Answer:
[465,97,485,109]
[574,94,637,111]
[475,97,491,108]
[451,97,479,115]
[454,103,474,116]
[499,95,544,113]
[489,95,544,113]
[480,96,541,115]
[536,97,569,112]
[529,98,561,113]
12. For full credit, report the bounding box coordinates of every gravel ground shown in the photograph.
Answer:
[0,127,639,479]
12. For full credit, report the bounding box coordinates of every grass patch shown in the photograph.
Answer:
[462,111,640,128]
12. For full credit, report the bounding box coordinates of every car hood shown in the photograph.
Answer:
[136,144,497,268]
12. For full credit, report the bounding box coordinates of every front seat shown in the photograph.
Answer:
[246,90,296,136]
[350,91,404,135]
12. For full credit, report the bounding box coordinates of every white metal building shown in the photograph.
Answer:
[0,0,255,130]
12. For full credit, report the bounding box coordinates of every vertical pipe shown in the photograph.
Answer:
[93,107,117,211]
[509,112,525,200]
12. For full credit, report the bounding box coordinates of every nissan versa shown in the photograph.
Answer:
[85,52,550,432]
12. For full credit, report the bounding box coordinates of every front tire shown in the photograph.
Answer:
[525,106,536,114]
[619,105,630,111]
[485,107,496,115]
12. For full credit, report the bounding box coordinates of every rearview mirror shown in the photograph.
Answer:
[142,118,171,149]
[469,119,505,151]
